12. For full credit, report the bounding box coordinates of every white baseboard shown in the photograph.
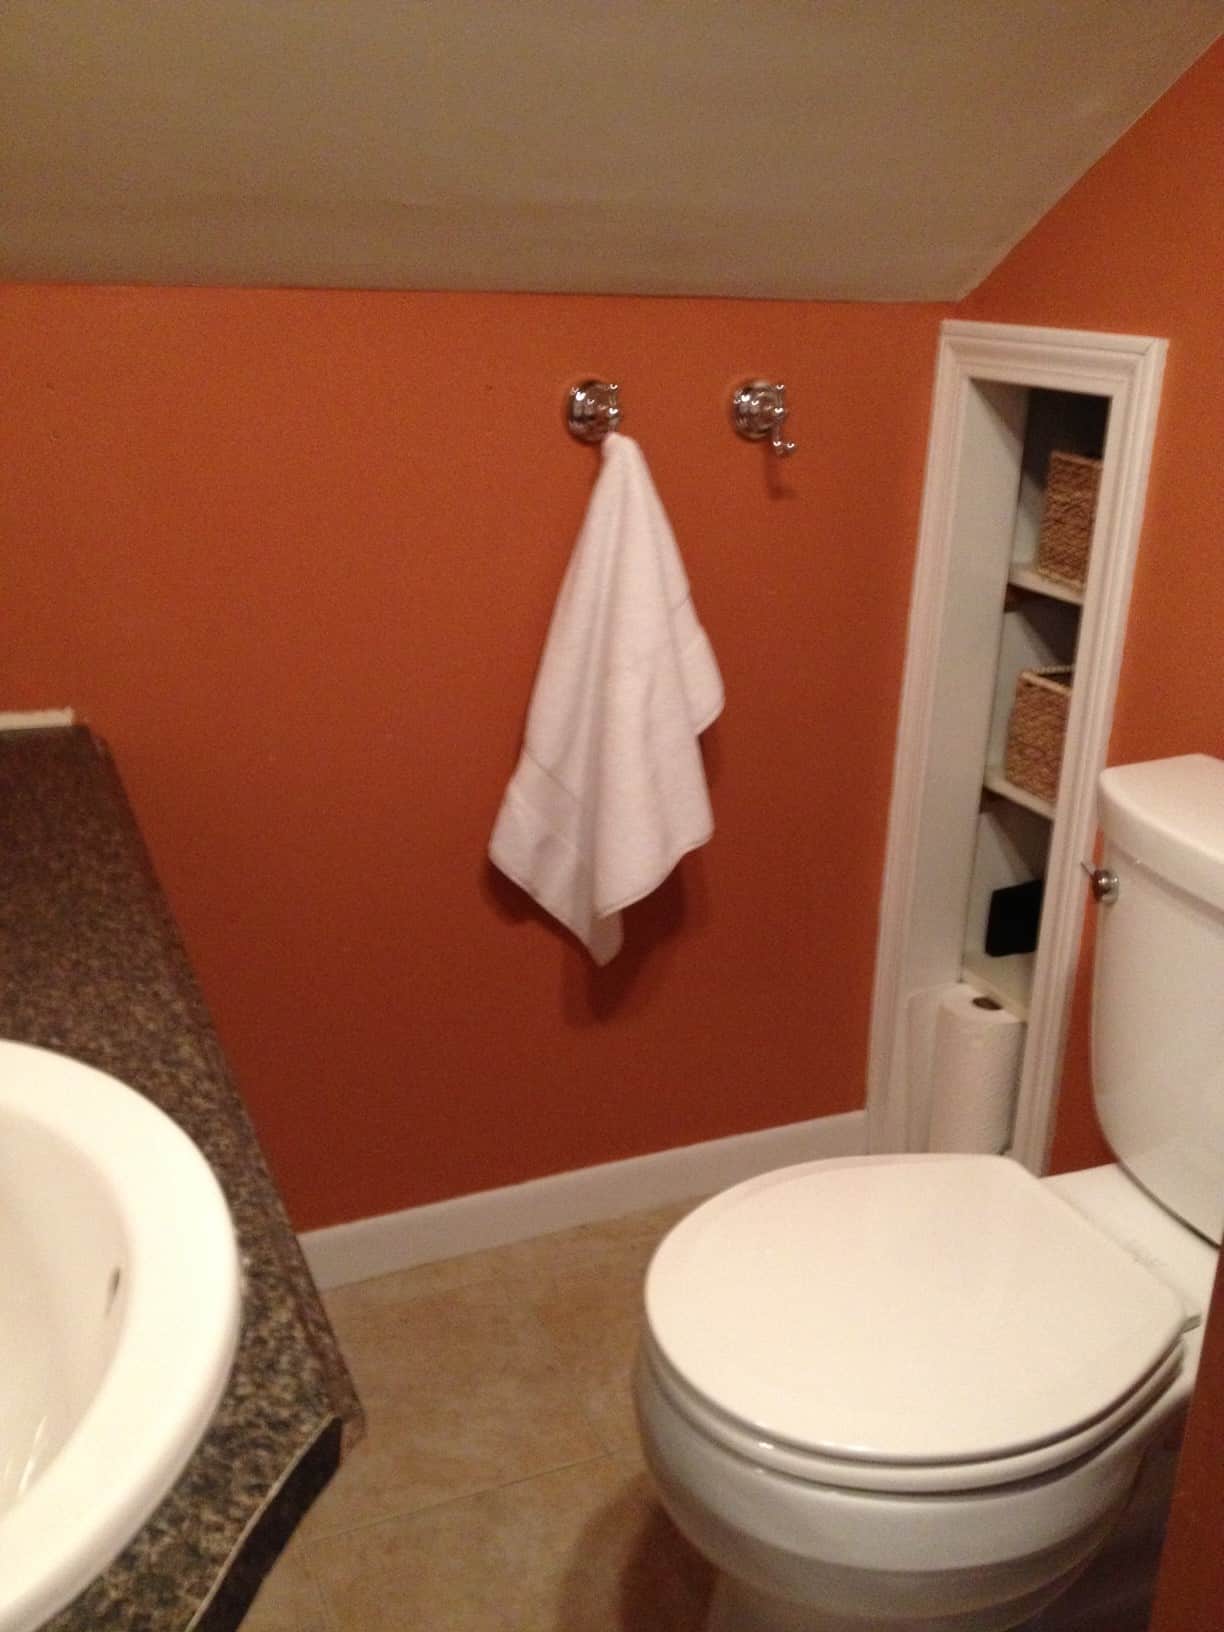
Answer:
[300,1110,866,1290]
[0,709,75,730]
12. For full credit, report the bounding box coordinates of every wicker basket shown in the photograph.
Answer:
[1036,451,1100,590]
[1005,666,1073,804]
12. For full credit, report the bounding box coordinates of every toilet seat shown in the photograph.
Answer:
[641,1331,1182,1493]
[644,1154,1186,1495]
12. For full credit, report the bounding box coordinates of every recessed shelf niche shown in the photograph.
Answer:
[868,321,1166,1173]
[960,385,1108,1019]
[963,795,1052,1018]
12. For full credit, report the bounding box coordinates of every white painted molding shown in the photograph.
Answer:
[0,709,75,730]
[868,320,1166,1172]
[1009,333,1165,1173]
[300,1110,865,1290]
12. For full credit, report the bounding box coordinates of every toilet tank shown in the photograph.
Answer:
[1094,755,1224,1244]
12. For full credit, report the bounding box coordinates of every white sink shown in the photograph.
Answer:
[0,1040,241,1630]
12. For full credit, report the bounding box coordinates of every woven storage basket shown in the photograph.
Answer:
[1037,451,1101,590]
[1005,666,1073,805]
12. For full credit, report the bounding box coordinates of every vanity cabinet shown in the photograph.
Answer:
[0,726,363,1631]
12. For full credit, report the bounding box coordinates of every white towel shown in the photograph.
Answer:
[489,433,724,964]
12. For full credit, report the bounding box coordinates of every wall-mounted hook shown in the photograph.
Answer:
[567,379,622,443]
[731,379,796,458]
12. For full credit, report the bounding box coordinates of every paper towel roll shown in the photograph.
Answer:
[927,983,1025,1153]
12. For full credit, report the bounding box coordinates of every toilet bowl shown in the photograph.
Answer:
[634,1153,1208,1632]
[634,753,1224,1632]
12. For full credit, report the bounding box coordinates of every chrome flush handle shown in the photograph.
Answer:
[1081,861,1120,905]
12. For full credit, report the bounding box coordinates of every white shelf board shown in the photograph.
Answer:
[1007,563,1085,606]
[982,765,1056,821]
[962,948,1033,1020]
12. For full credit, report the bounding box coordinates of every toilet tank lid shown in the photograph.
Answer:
[1099,755,1224,913]
[644,1155,1185,1468]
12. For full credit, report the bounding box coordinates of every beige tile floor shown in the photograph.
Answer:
[242,1200,713,1631]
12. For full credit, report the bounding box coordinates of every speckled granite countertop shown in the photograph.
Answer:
[0,726,362,1631]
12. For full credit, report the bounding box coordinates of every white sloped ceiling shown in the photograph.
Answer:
[1,0,1220,298]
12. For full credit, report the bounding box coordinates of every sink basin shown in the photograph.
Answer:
[0,1040,241,1630]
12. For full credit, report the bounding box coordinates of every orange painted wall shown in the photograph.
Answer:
[8,47,1216,1225]
[961,37,1224,1172]
[1,285,942,1227]
[1150,1251,1224,1631]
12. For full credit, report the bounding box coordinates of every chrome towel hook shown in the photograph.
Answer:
[731,379,796,458]
[567,379,622,443]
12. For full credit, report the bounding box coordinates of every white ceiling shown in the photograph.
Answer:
[1,1,1220,300]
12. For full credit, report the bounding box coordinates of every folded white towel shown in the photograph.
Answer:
[489,433,724,964]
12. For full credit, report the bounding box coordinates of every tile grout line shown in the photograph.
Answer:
[516,1279,632,1458]
[303,1202,679,1624]
[299,1547,341,1632]
[303,1450,619,1551]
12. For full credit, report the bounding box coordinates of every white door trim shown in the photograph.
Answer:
[868,321,1166,1172]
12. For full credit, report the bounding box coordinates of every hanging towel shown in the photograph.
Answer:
[489,433,724,964]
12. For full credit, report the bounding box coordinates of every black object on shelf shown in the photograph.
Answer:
[986,878,1045,958]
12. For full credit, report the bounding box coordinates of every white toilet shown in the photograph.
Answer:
[635,754,1223,1632]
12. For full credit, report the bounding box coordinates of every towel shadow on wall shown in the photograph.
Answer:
[762,454,800,503]
[481,726,721,1021]
[481,852,709,1024]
